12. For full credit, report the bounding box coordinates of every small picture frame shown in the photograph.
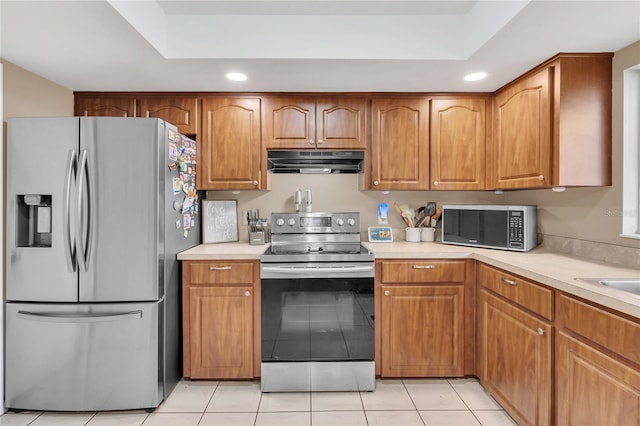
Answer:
[202,200,239,243]
[368,226,393,243]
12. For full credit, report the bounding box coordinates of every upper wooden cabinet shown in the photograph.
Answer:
[75,93,200,137]
[489,53,612,189]
[367,97,429,190]
[430,96,488,190]
[75,94,136,117]
[199,97,262,190]
[262,96,367,149]
[137,95,200,136]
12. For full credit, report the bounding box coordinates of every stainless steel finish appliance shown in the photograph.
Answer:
[260,212,375,392]
[5,117,200,411]
[266,150,364,174]
[441,204,538,251]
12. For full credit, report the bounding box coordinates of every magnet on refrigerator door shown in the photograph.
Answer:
[168,143,178,161]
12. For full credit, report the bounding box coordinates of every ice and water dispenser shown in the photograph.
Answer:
[15,194,52,247]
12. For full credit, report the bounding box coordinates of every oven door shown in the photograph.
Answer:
[261,262,374,363]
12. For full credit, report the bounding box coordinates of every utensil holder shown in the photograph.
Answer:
[249,231,266,245]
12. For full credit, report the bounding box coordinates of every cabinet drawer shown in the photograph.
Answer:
[557,294,640,366]
[478,264,553,320]
[188,261,256,285]
[380,260,465,284]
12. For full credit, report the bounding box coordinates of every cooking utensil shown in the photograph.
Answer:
[425,201,436,217]
[402,211,414,227]
[431,208,442,228]
[414,209,427,227]
[394,202,413,227]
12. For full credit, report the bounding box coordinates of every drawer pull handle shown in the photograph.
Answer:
[209,266,232,271]
[537,328,545,336]
[413,265,435,269]
[500,276,517,286]
[384,290,390,296]
[245,291,251,297]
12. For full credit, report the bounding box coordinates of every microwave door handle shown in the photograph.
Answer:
[64,149,78,272]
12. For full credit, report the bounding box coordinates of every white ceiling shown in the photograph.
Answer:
[1,0,639,93]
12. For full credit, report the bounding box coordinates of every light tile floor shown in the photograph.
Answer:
[0,378,518,426]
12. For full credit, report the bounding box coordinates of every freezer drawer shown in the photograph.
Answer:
[5,301,162,411]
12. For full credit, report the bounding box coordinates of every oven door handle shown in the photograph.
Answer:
[262,265,374,274]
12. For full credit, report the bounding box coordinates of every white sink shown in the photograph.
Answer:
[577,278,640,296]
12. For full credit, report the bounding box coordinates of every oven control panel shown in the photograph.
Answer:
[271,212,360,234]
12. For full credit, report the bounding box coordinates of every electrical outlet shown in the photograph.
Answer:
[241,210,248,225]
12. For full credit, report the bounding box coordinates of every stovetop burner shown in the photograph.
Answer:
[260,243,374,263]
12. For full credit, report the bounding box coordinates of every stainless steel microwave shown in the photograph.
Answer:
[441,205,538,252]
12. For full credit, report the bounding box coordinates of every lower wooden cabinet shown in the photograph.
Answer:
[182,260,260,379]
[556,294,640,425]
[477,290,552,426]
[556,331,640,425]
[376,259,474,378]
[381,285,464,377]
[188,286,254,379]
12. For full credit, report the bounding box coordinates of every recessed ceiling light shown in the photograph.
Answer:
[226,72,247,81]
[463,72,487,82]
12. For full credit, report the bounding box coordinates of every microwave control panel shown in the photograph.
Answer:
[508,211,524,248]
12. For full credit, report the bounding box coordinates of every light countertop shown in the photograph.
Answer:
[177,242,268,260]
[178,241,640,319]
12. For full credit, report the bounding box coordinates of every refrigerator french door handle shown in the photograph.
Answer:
[16,310,143,323]
[76,149,93,272]
[64,149,78,272]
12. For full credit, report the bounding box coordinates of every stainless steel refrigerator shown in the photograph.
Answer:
[5,117,200,411]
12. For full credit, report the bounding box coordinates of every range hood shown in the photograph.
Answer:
[267,150,364,174]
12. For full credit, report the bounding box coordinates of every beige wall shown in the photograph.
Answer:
[2,59,73,120]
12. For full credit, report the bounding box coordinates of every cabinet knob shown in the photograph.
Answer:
[500,276,517,286]
[384,290,390,296]
[245,291,251,297]
[309,139,315,145]
[538,175,545,181]
[253,180,259,186]
[317,139,323,145]
[537,328,545,336]
[433,181,439,186]
[373,181,379,186]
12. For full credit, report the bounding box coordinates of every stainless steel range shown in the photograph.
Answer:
[260,212,375,392]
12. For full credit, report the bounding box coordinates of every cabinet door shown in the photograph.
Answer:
[478,290,552,426]
[75,95,135,117]
[489,68,552,189]
[557,331,640,426]
[381,285,464,377]
[137,96,199,136]
[430,97,487,190]
[200,97,262,190]
[263,96,316,149]
[316,97,367,149]
[189,286,254,379]
[370,98,428,190]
